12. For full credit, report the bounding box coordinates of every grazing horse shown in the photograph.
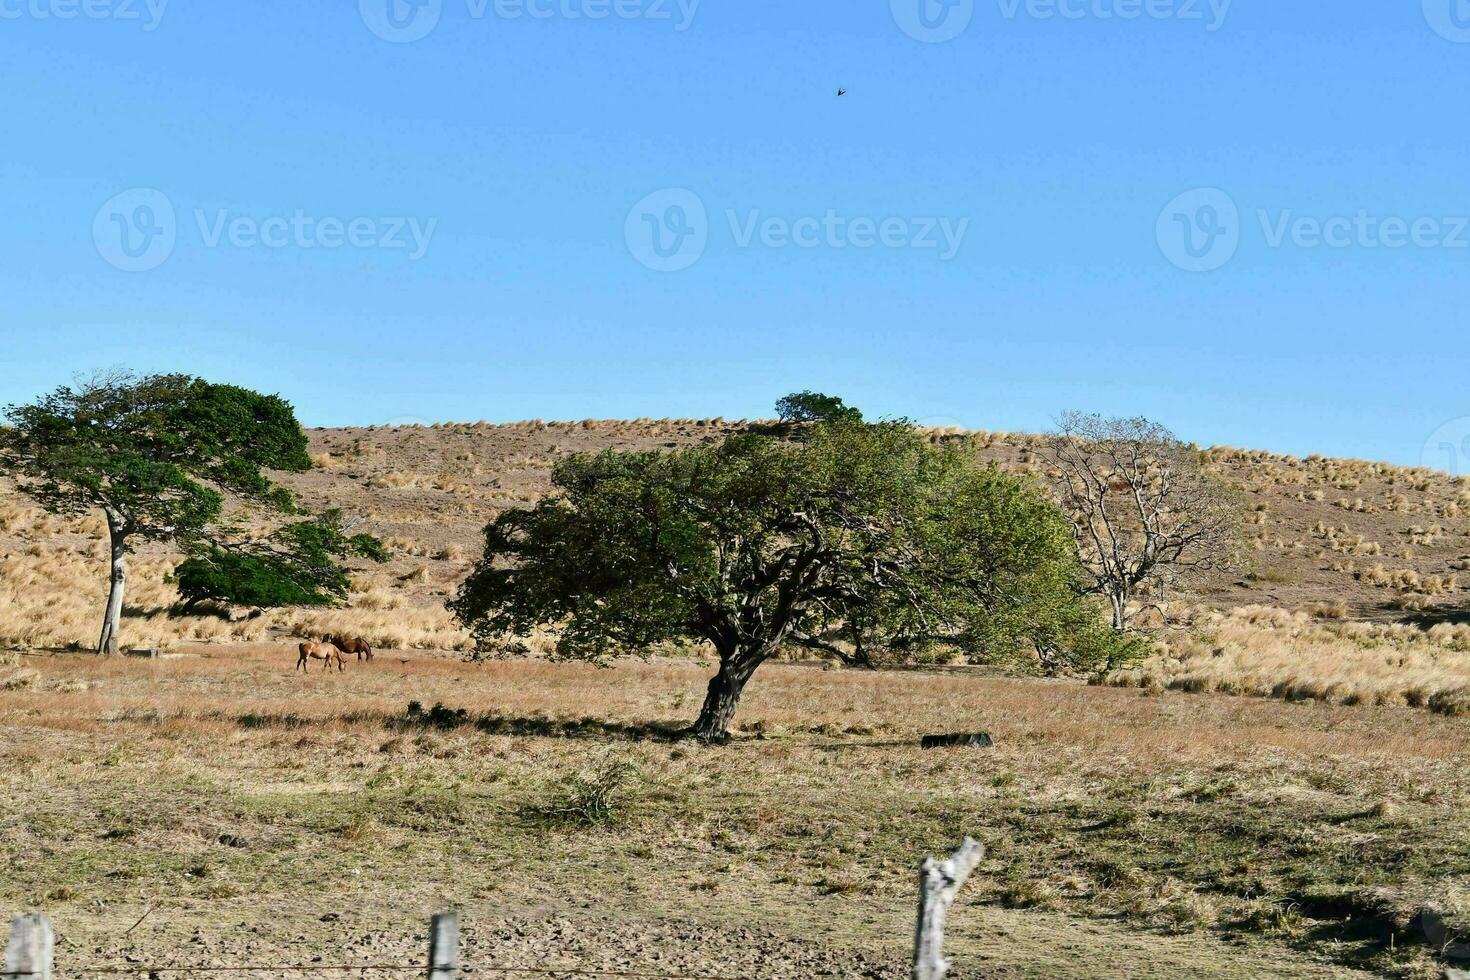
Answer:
[328,634,373,662]
[297,640,345,673]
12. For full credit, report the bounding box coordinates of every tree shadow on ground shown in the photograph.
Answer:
[1397,604,1470,629]
[810,738,921,751]
[122,603,175,618]
[396,702,691,741]
[232,701,692,742]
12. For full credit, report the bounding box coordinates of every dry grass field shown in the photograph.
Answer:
[2,646,1467,978]
[3,420,1470,977]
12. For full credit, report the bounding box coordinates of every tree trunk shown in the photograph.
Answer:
[690,654,762,743]
[1108,589,1128,632]
[97,510,127,656]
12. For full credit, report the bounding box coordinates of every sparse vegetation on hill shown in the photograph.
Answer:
[1107,604,1470,716]
[2,416,1469,716]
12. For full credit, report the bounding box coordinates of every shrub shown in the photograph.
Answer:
[530,755,641,827]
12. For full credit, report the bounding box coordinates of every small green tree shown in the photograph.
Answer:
[775,391,863,425]
[174,510,389,612]
[450,420,1123,741]
[0,372,314,653]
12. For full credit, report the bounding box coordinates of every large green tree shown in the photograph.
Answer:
[0,372,314,653]
[451,420,1126,741]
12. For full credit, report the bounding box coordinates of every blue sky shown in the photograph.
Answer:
[3,1,1468,468]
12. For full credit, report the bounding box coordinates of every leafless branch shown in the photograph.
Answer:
[1033,412,1243,631]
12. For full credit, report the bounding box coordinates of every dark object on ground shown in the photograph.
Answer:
[921,733,994,749]
[406,701,470,728]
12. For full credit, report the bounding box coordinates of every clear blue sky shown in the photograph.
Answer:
[3,1,1468,467]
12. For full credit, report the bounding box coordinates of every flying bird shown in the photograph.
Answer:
[837,87,846,97]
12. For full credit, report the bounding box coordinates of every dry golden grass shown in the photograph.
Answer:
[0,492,474,652]
[1111,605,1470,714]
[1,648,1466,978]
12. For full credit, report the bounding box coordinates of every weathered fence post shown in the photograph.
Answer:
[4,913,53,980]
[427,912,459,980]
[913,838,983,980]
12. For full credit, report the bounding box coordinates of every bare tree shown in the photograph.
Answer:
[1033,412,1242,631]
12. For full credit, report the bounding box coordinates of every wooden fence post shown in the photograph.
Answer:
[427,912,459,980]
[4,913,53,980]
[913,838,983,980]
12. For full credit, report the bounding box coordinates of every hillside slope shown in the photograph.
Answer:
[293,421,1470,622]
[3,421,1469,686]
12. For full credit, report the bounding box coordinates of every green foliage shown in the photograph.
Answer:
[174,510,389,610]
[774,390,863,425]
[173,549,332,610]
[451,421,1123,675]
[528,754,642,828]
[347,533,391,563]
[0,371,311,540]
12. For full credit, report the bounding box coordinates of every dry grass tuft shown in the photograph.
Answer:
[1111,605,1470,713]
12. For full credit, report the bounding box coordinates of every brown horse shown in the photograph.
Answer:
[297,640,345,673]
[328,635,373,662]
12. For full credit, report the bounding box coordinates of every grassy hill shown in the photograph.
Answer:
[3,420,1469,712]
